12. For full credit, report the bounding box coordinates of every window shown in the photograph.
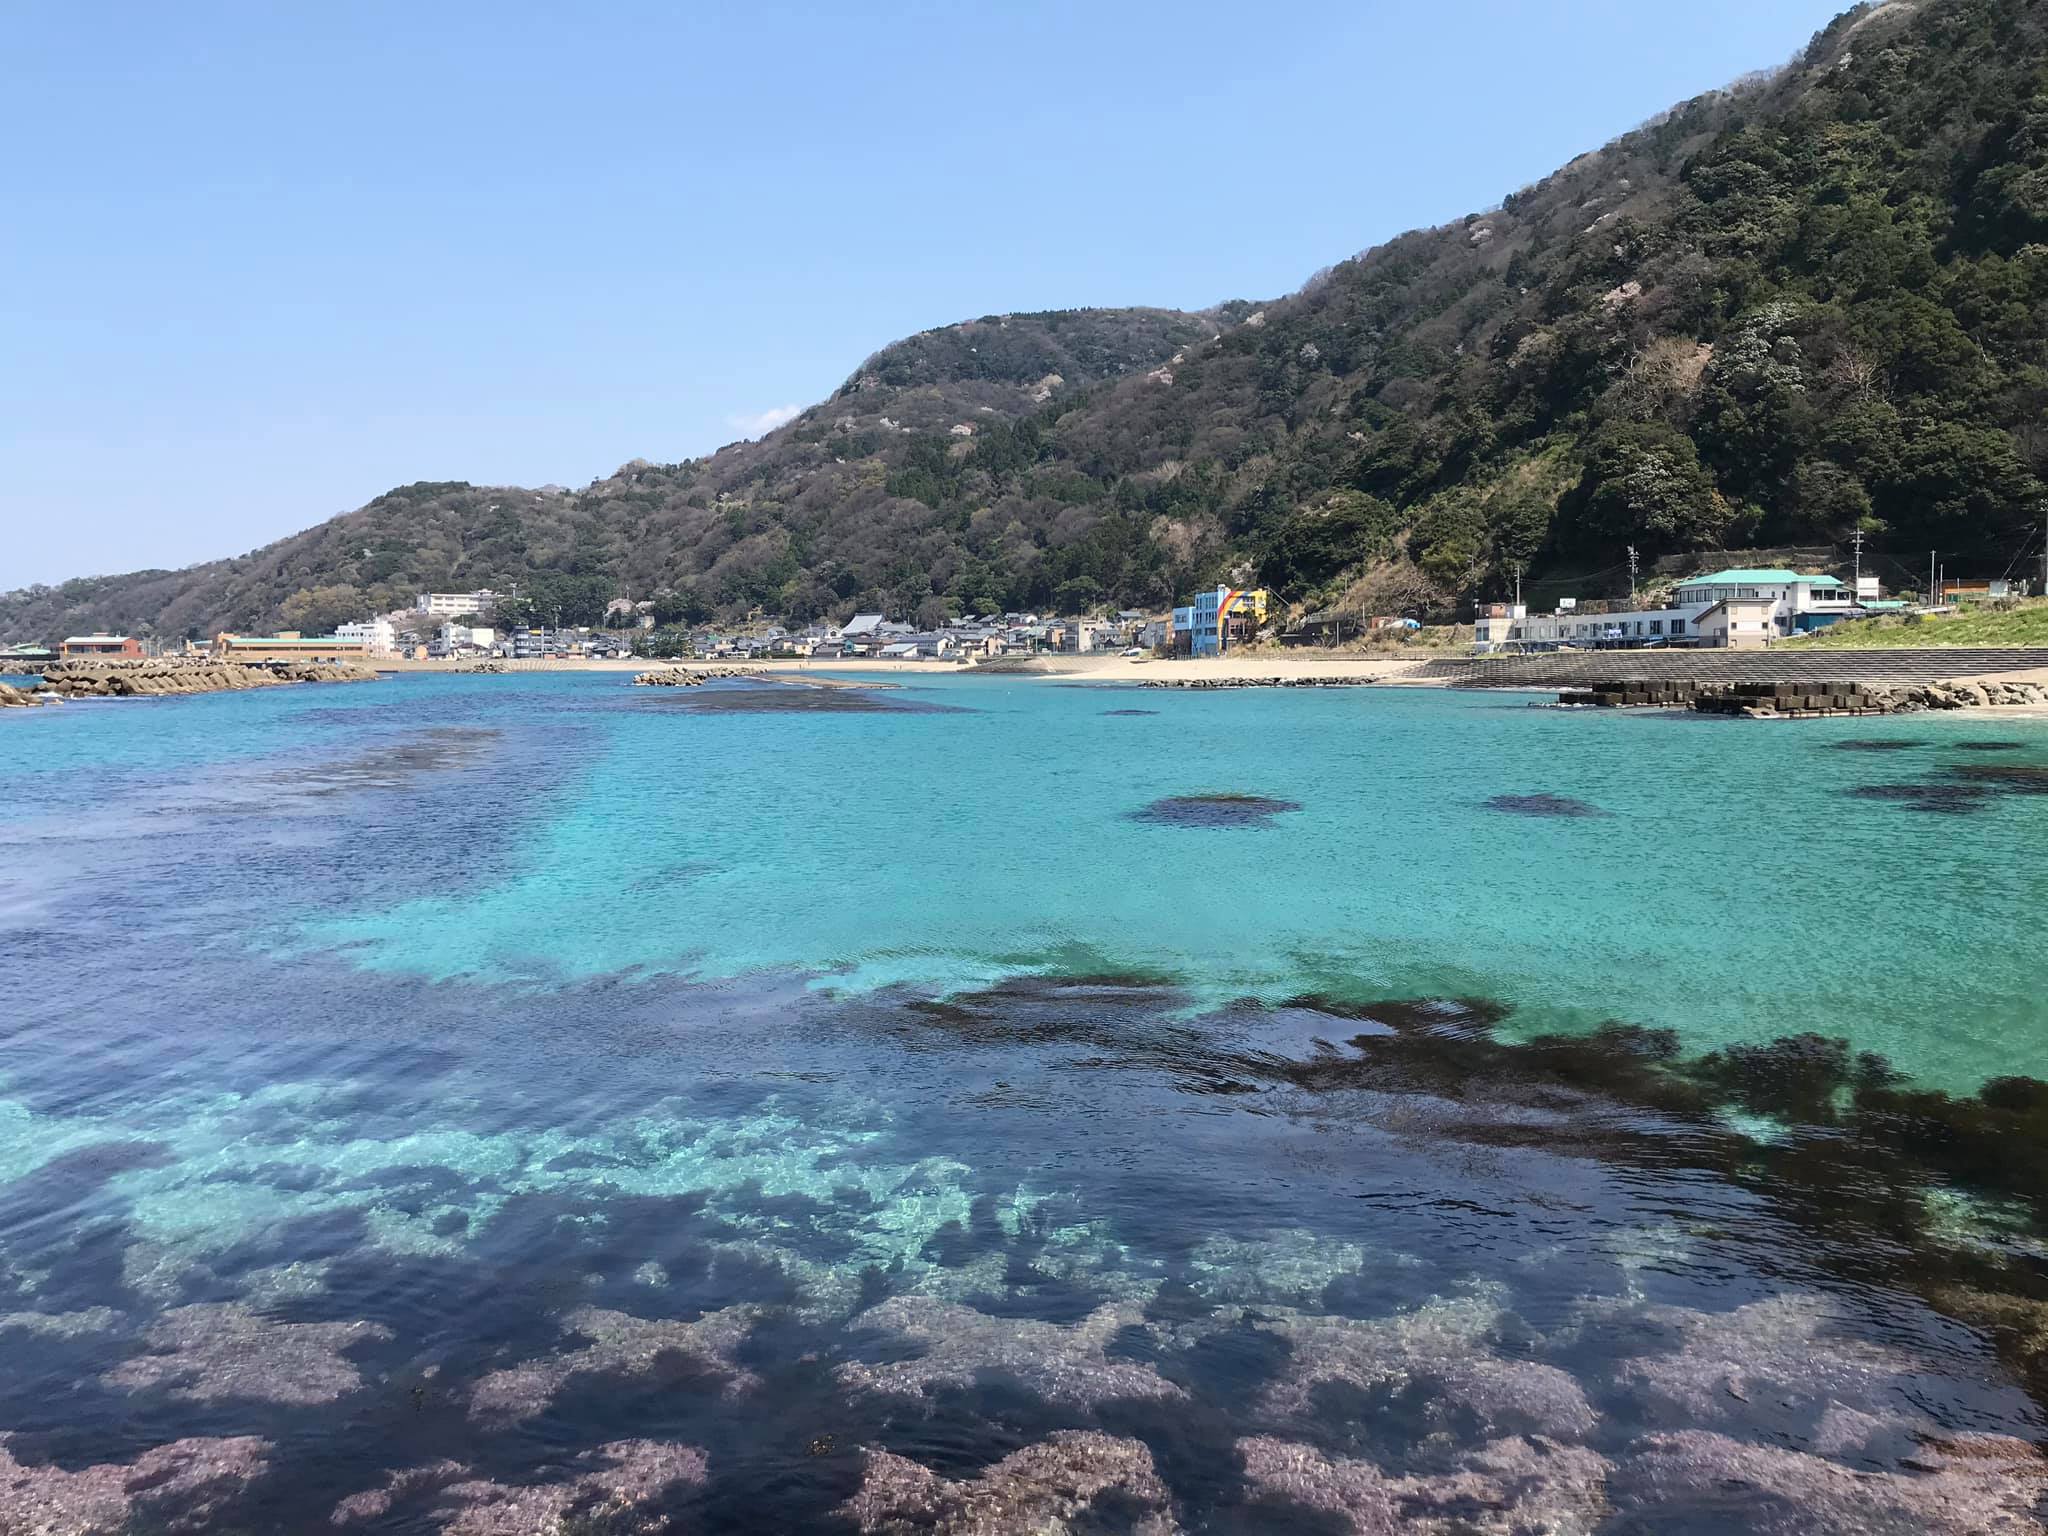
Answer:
[1670,619,1685,635]
[1649,621,1663,634]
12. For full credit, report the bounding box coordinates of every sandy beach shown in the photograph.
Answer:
[380,651,1448,685]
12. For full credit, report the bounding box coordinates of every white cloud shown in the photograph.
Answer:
[727,403,802,438]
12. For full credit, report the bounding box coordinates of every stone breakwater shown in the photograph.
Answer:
[1557,677,2048,718]
[632,666,767,687]
[0,681,61,708]
[27,660,378,700]
[1138,675,1382,690]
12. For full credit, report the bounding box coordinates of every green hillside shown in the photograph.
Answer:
[7,0,2048,643]
[1784,597,2048,647]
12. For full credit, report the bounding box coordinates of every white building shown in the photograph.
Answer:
[415,590,499,619]
[437,623,494,651]
[1474,569,1857,652]
[335,618,396,656]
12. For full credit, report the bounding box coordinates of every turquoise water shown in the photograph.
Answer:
[3,672,2046,1533]
[263,674,2048,1089]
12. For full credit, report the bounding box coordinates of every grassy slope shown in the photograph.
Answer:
[1781,598,2048,647]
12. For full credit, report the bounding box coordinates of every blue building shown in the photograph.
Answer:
[1186,586,1268,657]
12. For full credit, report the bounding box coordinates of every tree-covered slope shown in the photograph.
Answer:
[8,0,2046,642]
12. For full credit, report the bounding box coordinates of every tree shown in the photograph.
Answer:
[279,584,365,635]
[1261,491,1399,592]
[1566,423,1733,553]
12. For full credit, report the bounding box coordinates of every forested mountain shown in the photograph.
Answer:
[7,0,2047,642]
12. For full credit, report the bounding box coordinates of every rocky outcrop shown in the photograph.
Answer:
[35,660,377,698]
[0,681,59,707]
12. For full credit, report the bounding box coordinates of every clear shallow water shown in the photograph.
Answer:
[2,674,2046,1534]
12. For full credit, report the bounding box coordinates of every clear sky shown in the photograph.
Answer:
[2,0,1856,588]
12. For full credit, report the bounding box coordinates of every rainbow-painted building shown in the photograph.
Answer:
[1186,586,1268,657]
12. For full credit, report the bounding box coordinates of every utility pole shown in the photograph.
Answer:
[1929,550,1936,608]
[1851,528,1864,597]
[1511,561,1523,611]
[1626,546,1639,607]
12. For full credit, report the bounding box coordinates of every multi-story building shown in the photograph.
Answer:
[1474,569,1858,652]
[414,591,499,620]
[335,618,397,656]
[1185,586,1268,657]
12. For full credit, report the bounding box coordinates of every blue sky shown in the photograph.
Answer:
[2,0,1854,587]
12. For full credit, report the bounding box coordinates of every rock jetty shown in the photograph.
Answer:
[32,659,378,699]
[1556,678,2048,718]
[633,666,767,687]
[0,681,60,708]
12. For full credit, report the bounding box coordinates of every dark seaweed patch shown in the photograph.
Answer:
[1946,762,2048,794]
[1126,794,1302,828]
[1483,793,1606,818]
[1827,738,1930,752]
[1102,708,1159,717]
[1950,740,2030,752]
[674,683,964,715]
[1845,782,1995,815]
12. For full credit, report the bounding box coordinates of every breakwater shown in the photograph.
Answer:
[1557,676,2047,717]
[632,666,768,687]
[26,659,378,699]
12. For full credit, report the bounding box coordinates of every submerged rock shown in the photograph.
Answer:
[1592,1293,1997,1438]
[1608,1429,2046,1534]
[331,1439,708,1534]
[468,1304,761,1423]
[838,1296,1183,1408]
[839,1432,1179,1535]
[102,1303,389,1405]
[1236,1434,1611,1536]
[0,1434,268,1535]
[1247,1297,1598,1445]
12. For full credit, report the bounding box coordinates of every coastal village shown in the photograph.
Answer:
[2,559,2035,676]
